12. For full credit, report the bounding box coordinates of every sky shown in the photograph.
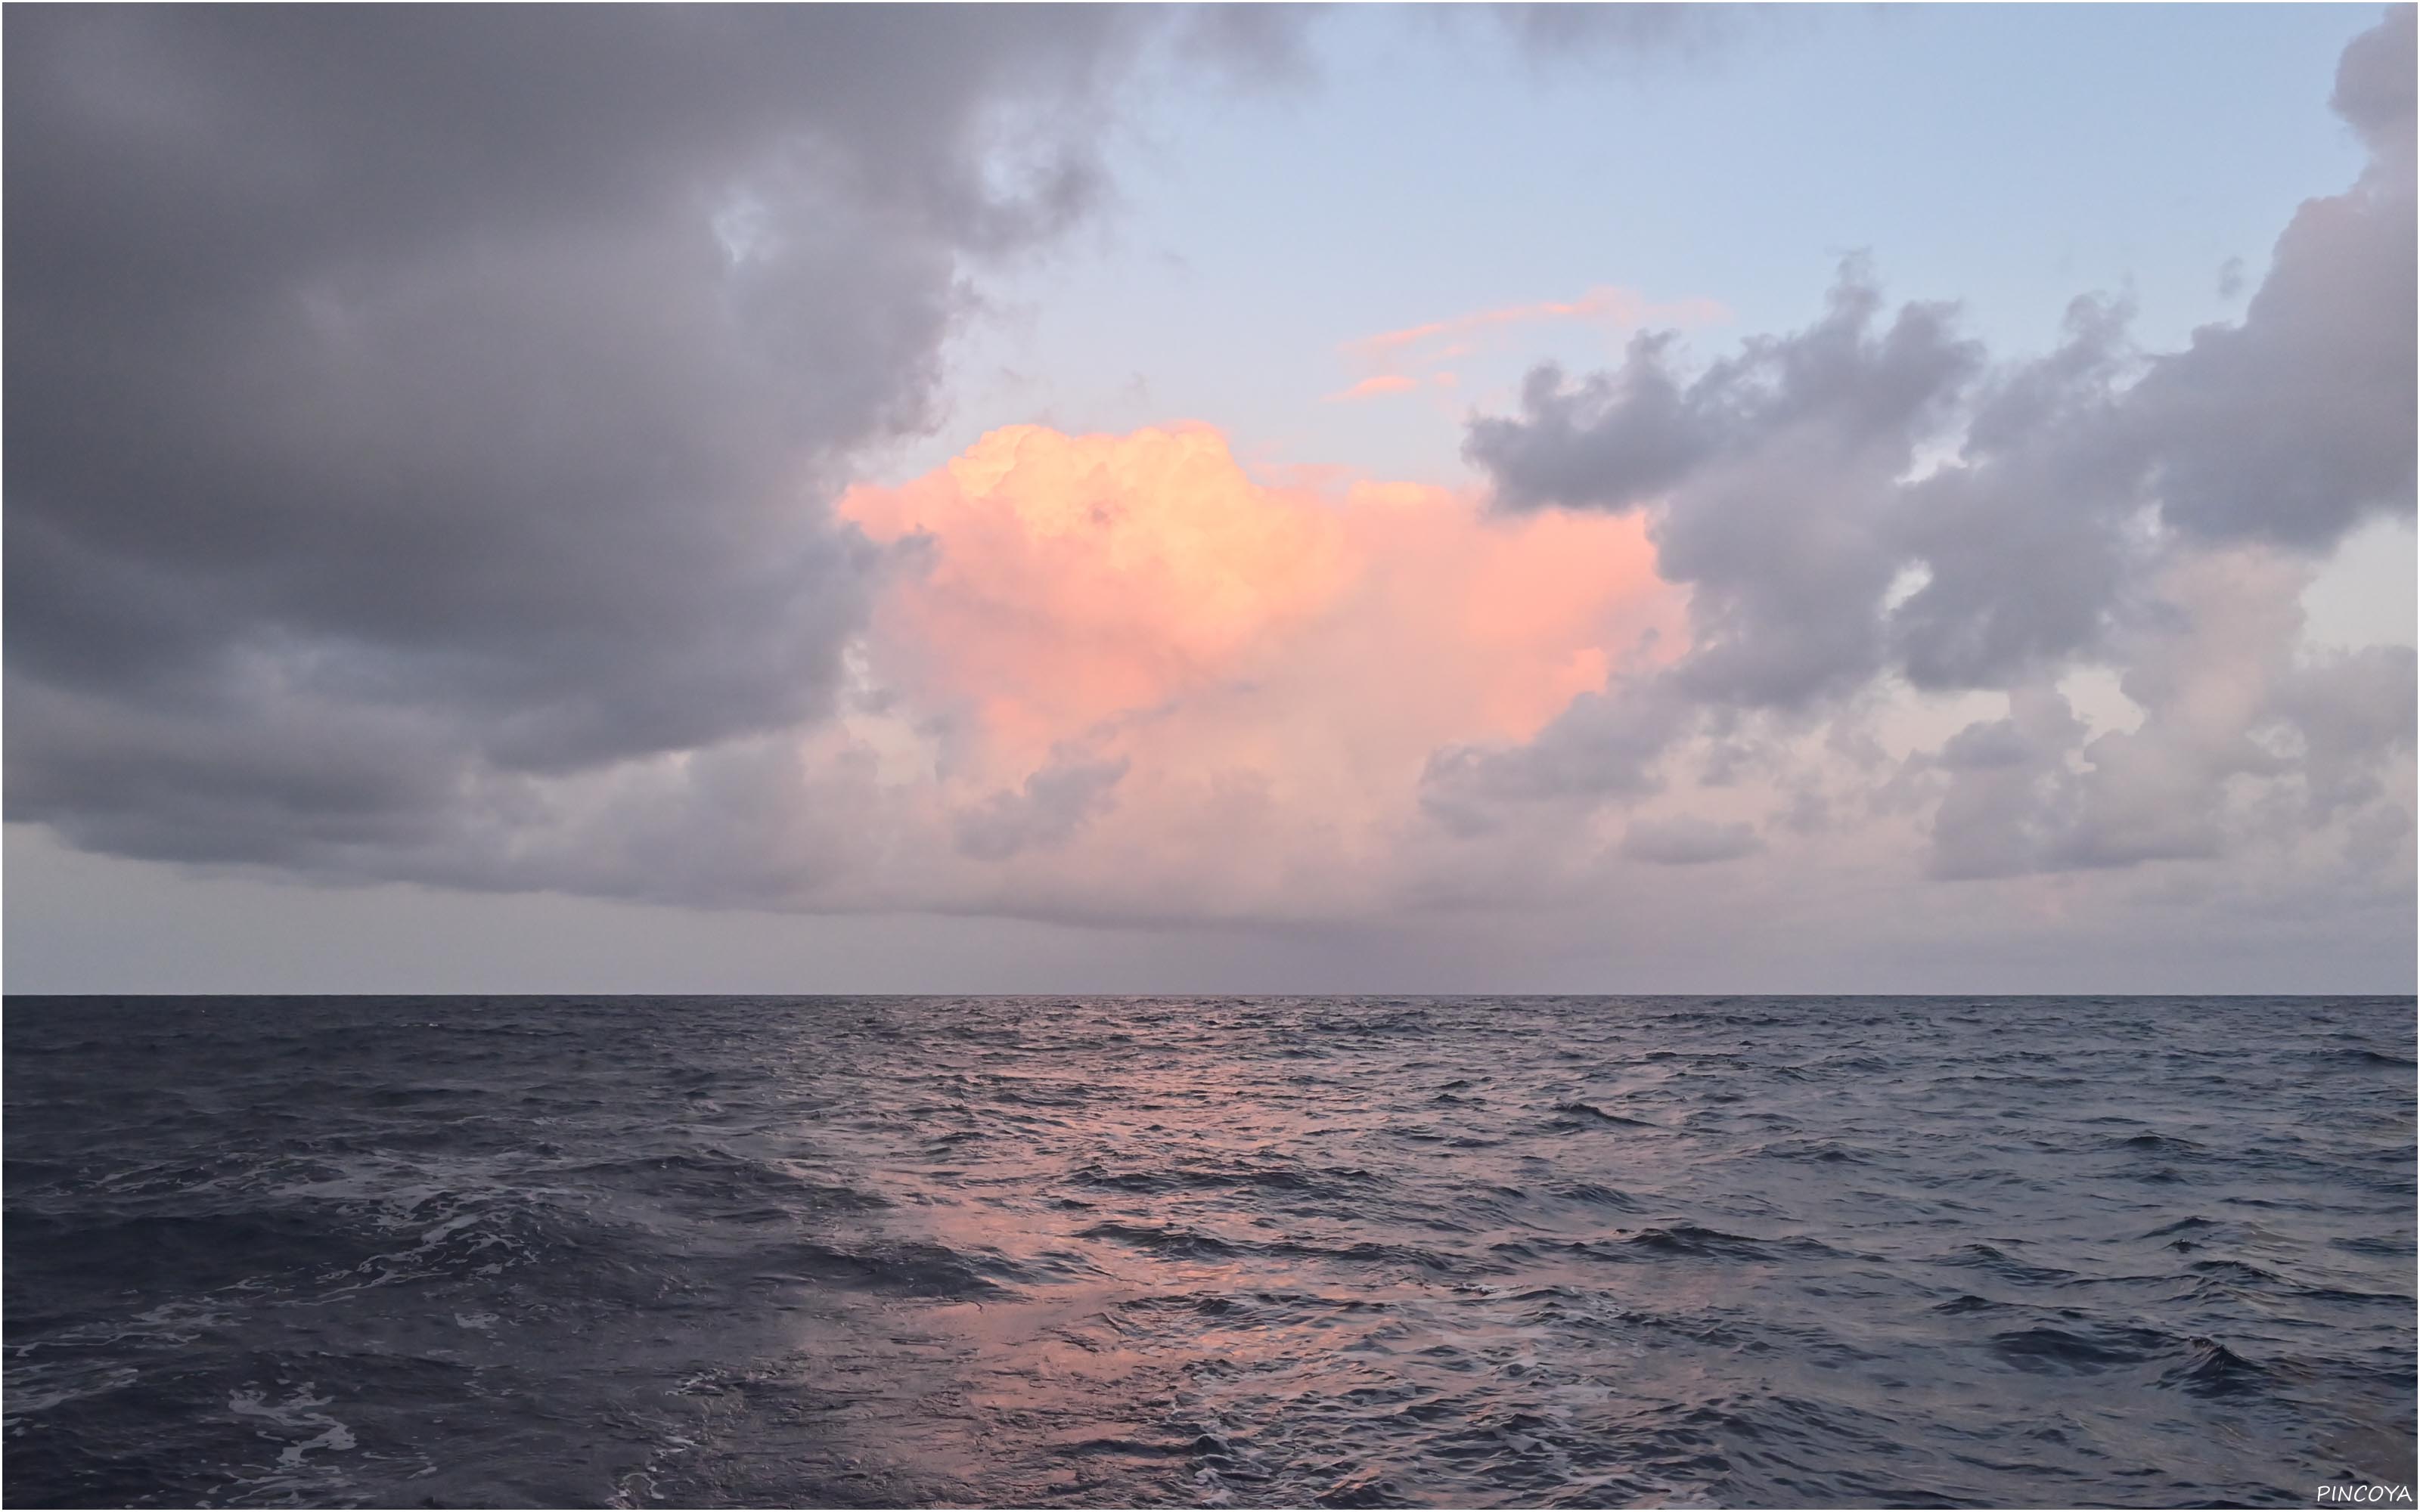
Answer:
[5,4,2413,995]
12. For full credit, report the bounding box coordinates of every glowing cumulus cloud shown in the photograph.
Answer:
[836,424,1684,917]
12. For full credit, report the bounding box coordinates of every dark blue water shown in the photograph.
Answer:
[5,996,2412,1508]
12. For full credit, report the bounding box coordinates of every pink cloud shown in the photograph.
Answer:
[833,424,1687,914]
[839,424,1356,756]
[1342,284,1731,378]
[1323,373,1423,403]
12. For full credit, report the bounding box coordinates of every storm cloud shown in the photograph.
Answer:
[5,5,1171,875]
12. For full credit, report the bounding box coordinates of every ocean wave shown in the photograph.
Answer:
[6,993,2410,1507]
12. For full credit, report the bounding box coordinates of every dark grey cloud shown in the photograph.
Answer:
[2332,4,2418,167]
[1463,340,1708,515]
[1471,5,2412,612]
[2124,3,2415,547]
[1470,269,1984,709]
[1466,273,1980,522]
[1420,673,1692,835]
[1,5,1226,878]
[1884,295,2150,692]
[1441,9,2415,868]
[1485,4,1781,73]
[1174,4,1328,92]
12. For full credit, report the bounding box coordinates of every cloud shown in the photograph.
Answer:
[1885,293,2149,692]
[1332,286,1730,420]
[1922,550,2416,881]
[838,425,1360,760]
[0,7,1261,872]
[1618,814,1762,866]
[1174,4,1329,94]
[2332,3,2418,166]
[1475,5,1776,74]
[1469,8,2412,615]
[1444,10,2415,874]
[1923,686,2097,881]
[1,5,2405,977]
[1442,5,2410,798]
[829,423,1683,920]
[1345,286,1730,376]
[1421,671,1692,835]
[1324,374,1424,403]
[954,751,1131,862]
[9,403,1685,921]
[1469,270,1984,709]
[2121,4,2415,547]
[836,426,1684,769]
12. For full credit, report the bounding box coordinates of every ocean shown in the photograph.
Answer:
[4,995,2412,1508]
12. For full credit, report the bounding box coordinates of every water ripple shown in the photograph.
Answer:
[5,993,2412,1507]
